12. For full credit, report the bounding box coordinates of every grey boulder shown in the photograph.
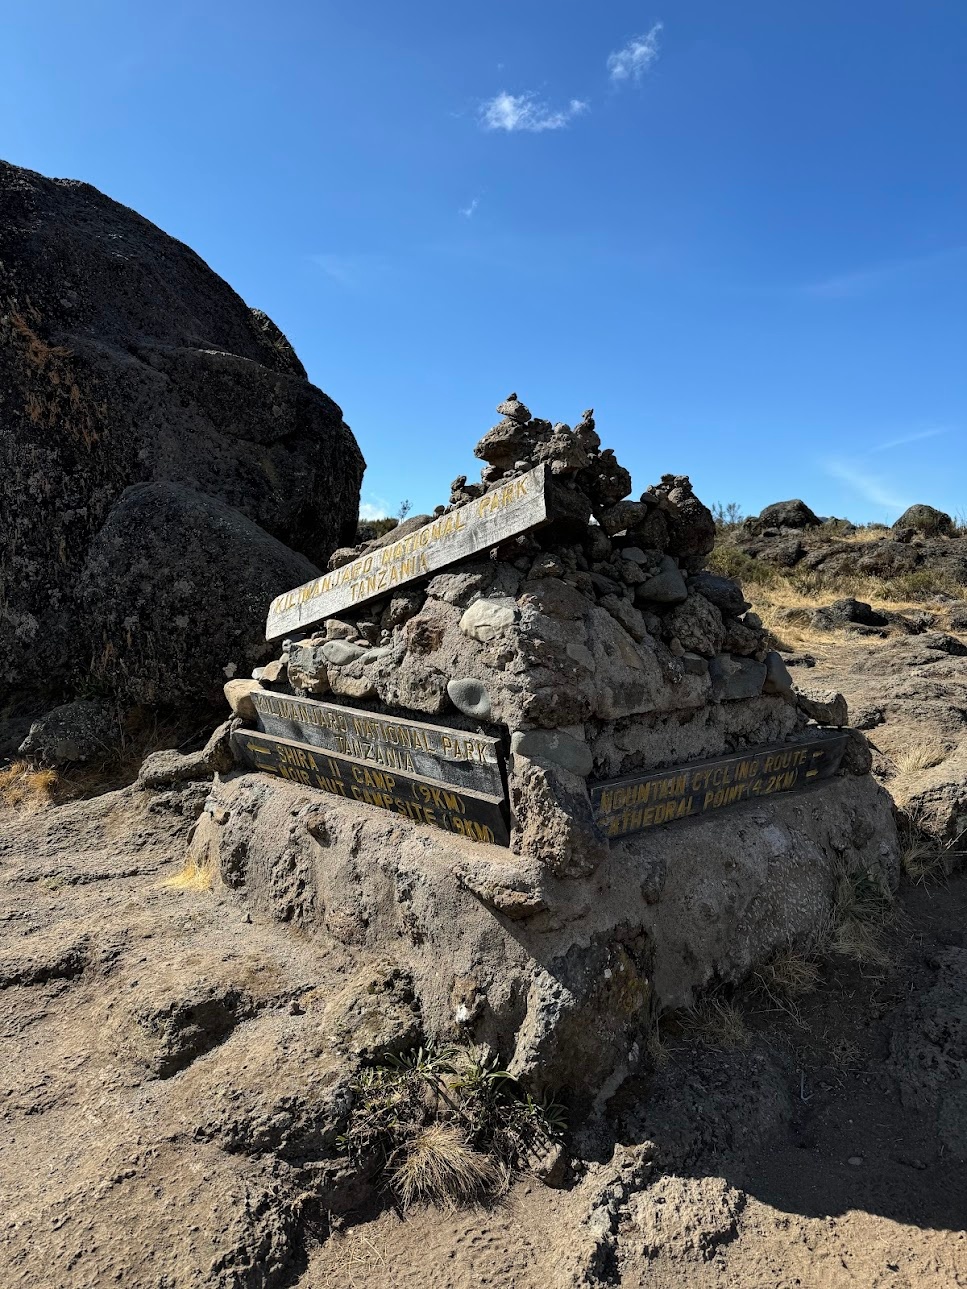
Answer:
[18,698,117,766]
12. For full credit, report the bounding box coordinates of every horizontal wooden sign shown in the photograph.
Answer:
[250,689,505,798]
[591,731,848,840]
[232,729,510,847]
[266,464,550,640]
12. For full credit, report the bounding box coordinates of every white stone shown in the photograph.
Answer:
[460,598,517,643]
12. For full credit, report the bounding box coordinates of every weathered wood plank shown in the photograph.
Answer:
[266,464,550,640]
[591,731,849,840]
[231,729,510,846]
[250,689,505,797]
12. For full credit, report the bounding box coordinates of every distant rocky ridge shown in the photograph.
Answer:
[0,159,364,711]
[723,498,967,588]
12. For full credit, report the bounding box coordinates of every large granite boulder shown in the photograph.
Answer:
[0,159,364,706]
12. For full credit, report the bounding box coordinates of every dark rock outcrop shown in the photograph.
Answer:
[893,504,955,538]
[0,159,364,706]
[78,484,322,705]
[756,499,820,530]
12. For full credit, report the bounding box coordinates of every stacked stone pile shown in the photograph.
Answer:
[226,394,846,878]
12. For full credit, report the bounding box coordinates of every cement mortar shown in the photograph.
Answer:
[193,768,899,1100]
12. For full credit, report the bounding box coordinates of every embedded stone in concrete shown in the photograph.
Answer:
[511,729,594,777]
[322,640,367,667]
[460,597,517,643]
[682,652,709,676]
[709,654,767,702]
[688,572,750,618]
[224,679,261,723]
[796,685,849,728]
[763,650,795,700]
[358,646,393,664]
[447,677,493,721]
[286,639,330,694]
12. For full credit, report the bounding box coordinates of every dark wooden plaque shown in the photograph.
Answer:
[591,730,849,840]
[250,689,504,798]
[231,728,509,847]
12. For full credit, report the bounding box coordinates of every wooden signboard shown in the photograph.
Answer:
[266,464,550,640]
[591,731,848,840]
[232,729,510,846]
[250,689,505,798]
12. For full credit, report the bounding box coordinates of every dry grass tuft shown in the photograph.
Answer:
[0,761,58,812]
[754,950,822,1018]
[391,1124,502,1210]
[165,848,215,893]
[681,996,749,1049]
[827,869,894,970]
[893,739,948,778]
[886,739,951,807]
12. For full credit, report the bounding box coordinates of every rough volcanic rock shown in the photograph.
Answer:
[811,597,890,631]
[894,504,955,537]
[756,499,821,530]
[16,698,117,765]
[77,483,322,706]
[0,158,364,705]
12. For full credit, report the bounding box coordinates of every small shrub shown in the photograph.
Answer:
[355,516,399,544]
[710,501,746,533]
[339,1044,566,1208]
[707,545,778,587]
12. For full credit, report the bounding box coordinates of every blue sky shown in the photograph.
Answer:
[3,1,965,523]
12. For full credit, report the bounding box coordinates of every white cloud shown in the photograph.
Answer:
[823,459,907,511]
[310,253,388,290]
[460,197,480,218]
[359,498,390,521]
[479,91,588,133]
[870,427,949,453]
[608,23,662,84]
[803,246,967,299]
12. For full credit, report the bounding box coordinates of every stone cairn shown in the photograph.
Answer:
[227,394,839,880]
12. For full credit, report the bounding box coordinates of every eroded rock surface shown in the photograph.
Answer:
[0,158,363,706]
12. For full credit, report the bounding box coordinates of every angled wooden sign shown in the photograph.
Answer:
[591,731,849,840]
[266,464,549,640]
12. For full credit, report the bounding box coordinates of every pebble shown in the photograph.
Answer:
[847,1155,864,1166]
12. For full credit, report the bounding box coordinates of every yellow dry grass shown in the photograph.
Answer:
[827,869,894,970]
[747,576,939,653]
[0,761,58,812]
[893,739,948,777]
[390,1124,503,1210]
[884,738,952,806]
[165,847,215,892]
